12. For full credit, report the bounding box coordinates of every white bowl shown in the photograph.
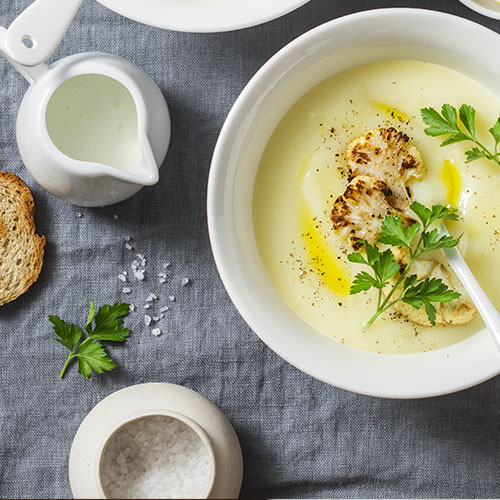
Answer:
[96,0,311,32]
[207,8,500,399]
[458,0,500,20]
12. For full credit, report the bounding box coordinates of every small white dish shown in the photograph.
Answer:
[207,8,500,399]
[95,0,311,33]
[69,383,243,499]
[458,0,500,20]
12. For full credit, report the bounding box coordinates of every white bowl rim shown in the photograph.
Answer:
[95,0,311,33]
[457,0,500,21]
[207,7,500,398]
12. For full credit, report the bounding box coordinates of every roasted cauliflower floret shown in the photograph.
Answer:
[331,175,415,250]
[391,259,476,327]
[346,127,424,210]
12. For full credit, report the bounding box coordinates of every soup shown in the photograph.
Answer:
[253,60,500,354]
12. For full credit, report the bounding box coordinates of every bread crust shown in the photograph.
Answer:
[0,172,45,306]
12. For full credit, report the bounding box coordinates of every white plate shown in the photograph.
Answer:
[458,0,500,20]
[207,9,500,399]
[96,0,312,32]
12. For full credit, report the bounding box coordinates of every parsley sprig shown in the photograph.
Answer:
[348,202,462,328]
[49,301,130,379]
[421,104,500,166]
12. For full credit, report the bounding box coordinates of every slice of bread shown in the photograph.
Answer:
[0,172,45,306]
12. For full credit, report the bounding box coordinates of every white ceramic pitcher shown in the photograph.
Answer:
[0,0,170,206]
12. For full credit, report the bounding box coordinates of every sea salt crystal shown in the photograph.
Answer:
[125,235,131,242]
[162,262,171,269]
[168,295,175,302]
[122,287,131,294]
[181,278,190,287]
[76,212,83,218]
[152,316,159,322]
[145,293,157,302]
[125,243,133,250]
[143,304,151,310]
[151,328,161,337]
[129,304,136,312]
[133,269,145,280]
[144,315,151,326]
[101,416,211,499]
[159,306,169,313]
[123,271,128,276]
[118,274,127,282]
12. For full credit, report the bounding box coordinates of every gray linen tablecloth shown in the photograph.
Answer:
[1,0,500,498]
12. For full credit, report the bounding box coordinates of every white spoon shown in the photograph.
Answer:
[440,224,500,352]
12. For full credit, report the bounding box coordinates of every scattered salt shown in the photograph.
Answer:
[125,243,133,250]
[144,315,151,326]
[151,328,161,337]
[133,269,145,280]
[118,274,127,282]
[181,278,190,287]
[122,287,131,294]
[145,293,157,302]
[159,306,169,313]
[162,262,171,269]
[76,212,83,218]
[168,295,175,302]
[143,304,151,310]
[129,304,136,312]
[125,235,131,242]
[152,316,159,322]
[123,271,128,276]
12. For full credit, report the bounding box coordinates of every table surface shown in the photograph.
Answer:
[1,0,500,498]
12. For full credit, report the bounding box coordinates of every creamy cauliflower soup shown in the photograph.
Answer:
[253,60,500,354]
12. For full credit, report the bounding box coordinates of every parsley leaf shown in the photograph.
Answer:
[90,302,131,341]
[410,202,458,230]
[402,277,460,326]
[76,339,117,379]
[421,104,500,167]
[347,202,462,328]
[378,216,420,249]
[49,316,82,351]
[49,301,130,379]
[489,117,500,145]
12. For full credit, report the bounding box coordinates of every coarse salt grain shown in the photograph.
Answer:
[100,416,211,499]
[122,287,131,294]
[118,274,127,282]
[143,304,151,309]
[152,316,158,322]
[144,315,151,326]
[181,278,190,287]
[125,243,133,250]
[168,295,175,302]
[151,328,161,336]
[133,269,145,280]
[125,236,131,242]
[162,262,171,269]
[129,305,136,312]
[159,306,169,313]
[145,293,157,302]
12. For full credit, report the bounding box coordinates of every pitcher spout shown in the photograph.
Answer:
[136,135,160,186]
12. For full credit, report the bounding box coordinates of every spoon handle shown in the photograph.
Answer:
[3,0,83,67]
[442,243,500,352]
